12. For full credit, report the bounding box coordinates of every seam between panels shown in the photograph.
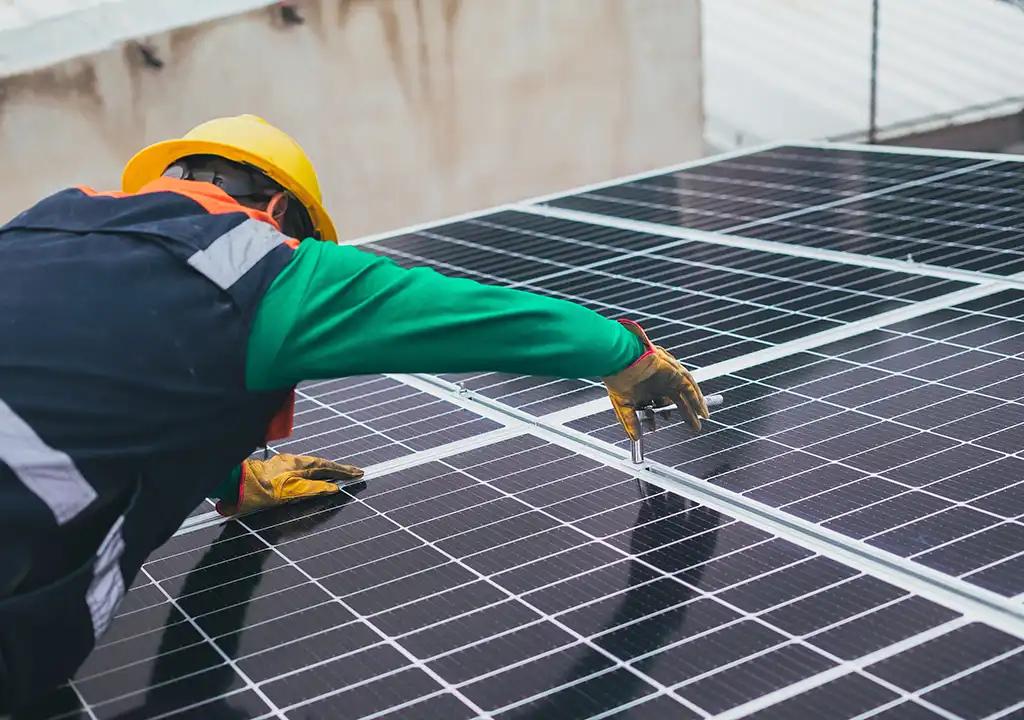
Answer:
[171,430,527,537]
[389,373,1024,641]
[512,203,1024,290]
[790,140,1024,164]
[713,158,1004,235]
[137,565,290,720]
[540,277,1016,427]
[512,154,1006,285]
[709,617,975,720]
[67,684,100,720]
[231,519,498,720]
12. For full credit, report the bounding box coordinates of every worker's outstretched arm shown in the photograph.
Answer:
[246,240,647,385]
[213,240,707,516]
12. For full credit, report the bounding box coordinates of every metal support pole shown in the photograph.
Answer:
[868,0,880,143]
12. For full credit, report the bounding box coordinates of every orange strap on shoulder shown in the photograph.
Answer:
[75,178,286,233]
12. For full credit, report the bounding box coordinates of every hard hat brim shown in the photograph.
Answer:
[122,137,339,243]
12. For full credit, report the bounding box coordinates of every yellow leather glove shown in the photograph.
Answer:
[602,319,710,442]
[215,454,364,517]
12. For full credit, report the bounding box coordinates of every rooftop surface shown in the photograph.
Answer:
[22,139,1024,719]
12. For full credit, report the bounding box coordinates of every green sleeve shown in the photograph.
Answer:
[209,464,242,503]
[244,239,645,390]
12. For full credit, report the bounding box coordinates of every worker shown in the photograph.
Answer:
[0,114,708,712]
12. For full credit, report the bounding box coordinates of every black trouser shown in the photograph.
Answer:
[0,488,130,713]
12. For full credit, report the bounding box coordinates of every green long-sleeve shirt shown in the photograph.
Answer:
[246,239,645,389]
[211,238,645,501]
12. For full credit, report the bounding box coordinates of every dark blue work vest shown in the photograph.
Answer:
[0,178,298,711]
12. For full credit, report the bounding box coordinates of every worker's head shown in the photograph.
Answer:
[121,115,338,243]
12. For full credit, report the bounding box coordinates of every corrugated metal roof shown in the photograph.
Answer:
[0,0,277,77]
[702,0,1024,151]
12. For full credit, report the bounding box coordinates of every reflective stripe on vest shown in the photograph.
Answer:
[187,217,293,291]
[0,399,97,524]
[86,513,126,638]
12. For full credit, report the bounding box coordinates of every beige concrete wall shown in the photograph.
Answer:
[0,0,704,239]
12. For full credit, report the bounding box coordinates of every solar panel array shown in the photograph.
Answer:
[30,143,1024,720]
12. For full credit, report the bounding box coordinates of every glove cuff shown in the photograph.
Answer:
[214,460,249,517]
[617,318,656,366]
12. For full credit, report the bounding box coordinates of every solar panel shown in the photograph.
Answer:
[567,288,1024,598]
[52,442,1021,719]
[369,211,971,416]
[536,146,1024,278]
[23,142,1024,720]
[537,147,985,232]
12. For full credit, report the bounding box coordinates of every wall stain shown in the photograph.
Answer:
[293,0,328,44]
[377,1,414,105]
[441,0,461,29]
[412,0,432,108]
[607,0,632,172]
[432,0,461,173]
[337,0,357,26]
[0,60,104,124]
[120,41,150,144]
[166,19,223,66]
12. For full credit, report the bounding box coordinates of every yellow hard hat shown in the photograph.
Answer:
[122,114,338,243]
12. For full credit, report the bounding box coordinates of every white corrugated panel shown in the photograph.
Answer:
[0,0,278,77]
[703,0,1024,151]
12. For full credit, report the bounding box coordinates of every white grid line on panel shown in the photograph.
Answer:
[791,140,1024,164]
[752,304,1024,394]
[501,240,946,307]
[629,160,1020,214]
[542,279,1016,426]
[249,633,392,687]
[513,203,1024,289]
[172,427,521,537]
[372,473,991,719]
[727,212,1024,276]
[567,351,1022,571]
[295,376,400,405]
[637,360,1020,498]
[893,177,1024,205]
[371,243,985,412]
[351,690,455,720]
[371,235,980,408]
[372,246,776,353]
[711,618,972,720]
[536,150,1000,237]
[678,325,1023,461]
[98,145,1024,720]
[232,518,497,720]
[275,665,421,715]
[339,142,787,248]
[887,646,1024,720]
[136,565,289,720]
[68,683,99,720]
[410,228,943,327]
[392,373,1024,640]
[211,446,841,716]
[988,700,1024,719]
[100,432,1002,717]
[117,690,266,720]
[709,159,1005,235]
[964,548,1024,582]
[273,410,481,460]
[296,447,946,719]
[460,215,957,308]
[585,695,666,720]
[852,700,938,720]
